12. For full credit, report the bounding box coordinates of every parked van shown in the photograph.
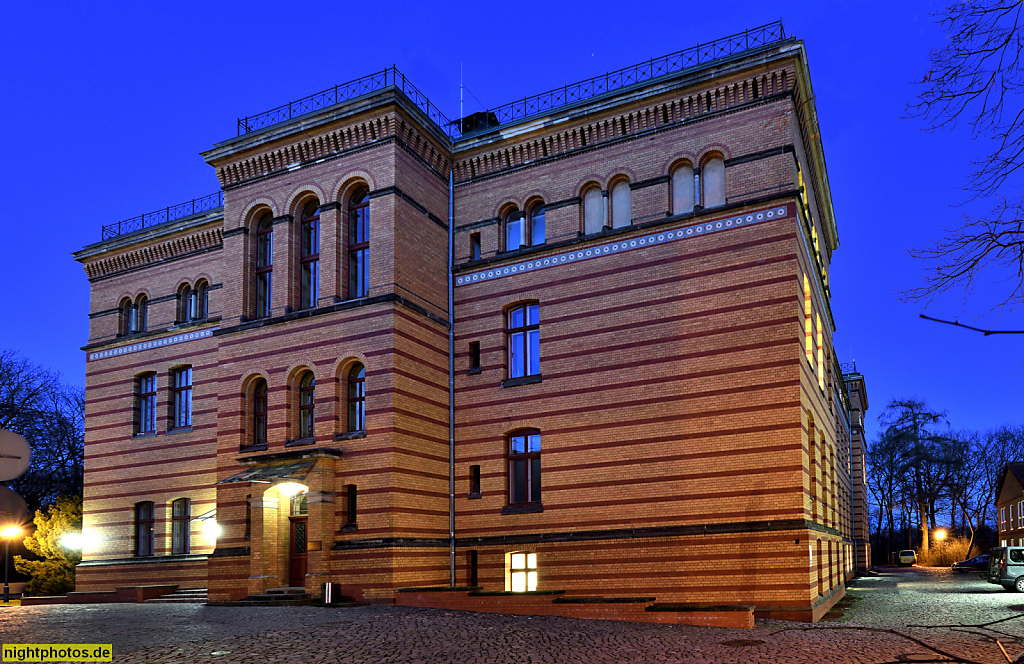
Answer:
[987,547,1024,591]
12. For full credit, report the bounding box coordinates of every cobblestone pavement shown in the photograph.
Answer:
[2,567,1024,663]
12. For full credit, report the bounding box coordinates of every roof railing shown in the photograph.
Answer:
[100,191,223,240]
[473,21,787,132]
[237,67,457,139]
[102,22,789,240]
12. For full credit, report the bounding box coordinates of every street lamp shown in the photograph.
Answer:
[935,529,947,543]
[1,525,22,604]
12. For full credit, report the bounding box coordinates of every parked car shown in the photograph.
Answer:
[898,549,917,566]
[951,554,990,572]
[987,547,1024,591]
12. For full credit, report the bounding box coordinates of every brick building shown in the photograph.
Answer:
[73,23,862,621]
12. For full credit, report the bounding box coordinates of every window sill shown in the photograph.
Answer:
[133,432,156,439]
[468,491,481,500]
[334,430,366,442]
[467,367,482,376]
[167,426,193,435]
[239,442,268,453]
[501,374,542,389]
[285,437,315,448]
[339,523,358,533]
[502,503,543,515]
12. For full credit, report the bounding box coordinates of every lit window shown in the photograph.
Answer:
[171,366,193,429]
[135,373,157,435]
[298,372,315,439]
[347,364,365,432]
[291,493,308,516]
[507,304,540,379]
[299,200,320,309]
[671,164,694,214]
[134,501,155,557]
[171,498,190,555]
[252,378,268,447]
[817,314,825,391]
[508,430,541,505]
[255,215,274,318]
[348,187,369,299]
[804,275,812,365]
[583,187,604,234]
[507,552,538,592]
[610,180,631,228]
[702,157,725,208]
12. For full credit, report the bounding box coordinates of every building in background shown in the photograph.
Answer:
[843,364,871,571]
[996,463,1024,547]
[73,22,862,621]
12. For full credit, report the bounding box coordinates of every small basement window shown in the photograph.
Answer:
[506,552,537,592]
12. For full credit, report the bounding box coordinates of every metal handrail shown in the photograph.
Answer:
[473,21,787,134]
[101,192,223,240]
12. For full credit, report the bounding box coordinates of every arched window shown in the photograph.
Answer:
[252,378,268,447]
[194,281,208,320]
[178,284,191,323]
[299,200,320,309]
[610,180,631,228]
[298,372,315,439]
[134,501,155,557]
[255,214,274,318]
[117,298,132,338]
[348,187,369,299]
[135,372,157,435]
[583,187,604,234]
[504,208,525,251]
[291,492,308,516]
[702,157,725,208]
[171,498,190,555]
[671,164,694,215]
[508,429,541,505]
[528,203,545,246]
[347,364,365,432]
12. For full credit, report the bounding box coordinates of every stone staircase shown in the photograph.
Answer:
[144,588,209,604]
[208,587,314,607]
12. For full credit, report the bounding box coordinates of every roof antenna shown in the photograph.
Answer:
[460,63,464,128]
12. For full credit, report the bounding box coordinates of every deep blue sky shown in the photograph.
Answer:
[1,0,1020,441]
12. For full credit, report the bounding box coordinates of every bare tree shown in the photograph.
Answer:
[0,350,84,510]
[907,0,1024,309]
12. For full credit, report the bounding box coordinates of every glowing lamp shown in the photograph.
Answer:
[61,532,84,550]
[934,529,947,542]
[0,526,20,539]
[275,482,308,497]
[203,520,222,540]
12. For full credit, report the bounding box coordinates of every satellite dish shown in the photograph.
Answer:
[0,429,31,481]
[0,486,29,527]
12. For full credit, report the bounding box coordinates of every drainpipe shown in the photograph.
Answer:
[448,168,456,586]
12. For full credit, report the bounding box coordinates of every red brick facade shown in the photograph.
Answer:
[74,32,861,621]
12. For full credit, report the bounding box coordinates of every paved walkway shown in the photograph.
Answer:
[1,567,1022,663]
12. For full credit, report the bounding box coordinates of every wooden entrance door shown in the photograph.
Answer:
[289,516,307,587]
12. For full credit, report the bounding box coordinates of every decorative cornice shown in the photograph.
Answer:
[87,328,216,362]
[456,205,789,287]
[82,227,223,280]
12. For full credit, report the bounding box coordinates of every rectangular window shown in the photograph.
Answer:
[134,502,155,557]
[468,341,480,372]
[171,367,193,429]
[507,304,540,379]
[469,465,481,498]
[506,552,537,592]
[509,431,541,505]
[468,550,479,587]
[345,484,357,525]
[136,373,157,435]
[1002,507,1008,530]
[171,498,190,555]
[1019,501,1024,529]
[470,233,481,261]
